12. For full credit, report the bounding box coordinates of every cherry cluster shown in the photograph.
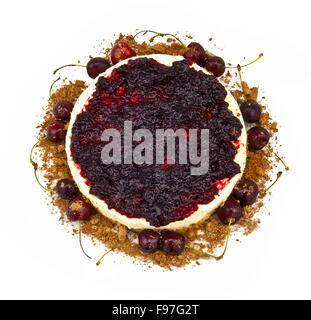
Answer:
[239,99,270,151]
[183,42,225,77]
[139,229,185,255]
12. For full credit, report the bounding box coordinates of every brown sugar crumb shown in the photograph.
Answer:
[103,34,187,60]
[118,225,128,242]
[259,111,278,137]
[69,199,84,211]
[231,82,259,105]
[33,32,281,269]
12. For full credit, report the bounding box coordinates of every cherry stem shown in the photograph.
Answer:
[34,168,56,193]
[79,220,92,259]
[53,64,86,75]
[30,136,46,167]
[226,53,263,69]
[49,77,61,104]
[185,218,232,261]
[133,30,188,49]
[237,64,246,101]
[96,249,113,266]
[263,171,282,193]
[267,146,289,171]
[30,136,57,193]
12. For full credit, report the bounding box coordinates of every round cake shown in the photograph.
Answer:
[66,54,247,230]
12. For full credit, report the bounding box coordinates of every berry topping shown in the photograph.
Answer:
[204,56,225,77]
[240,100,261,123]
[138,229,160,253]
[53,101,74,120]
[183,42,206,66]
[66,196,93,221]
[161,231,185,255]
[111,41,136,65]
[248,126,270,150]
[232,179,259,206]
[71,58,242,227]
[56,178,79,199]
[218,197,242,224]
[86,57,111,79]
[47,120,67,142]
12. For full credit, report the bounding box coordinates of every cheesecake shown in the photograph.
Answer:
[66,54,247,230]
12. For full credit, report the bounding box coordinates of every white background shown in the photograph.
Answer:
[1,0,311,300]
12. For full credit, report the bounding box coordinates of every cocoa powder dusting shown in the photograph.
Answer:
[32,32,281,269]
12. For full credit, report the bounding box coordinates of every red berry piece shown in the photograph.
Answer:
[53,101,73,120]
[204,56,225,77]
[87,57,111,79]
[240,100,261,123]
[56,179,79,199]
[161,231,185,255]
[218,197,242,224]
[183,42,206,66]
[111,41,136,65]
[47,120,66,142]
[66,196,93,221]
[138,229,160,253]
[248,126,270,150]
[232,179,259,206]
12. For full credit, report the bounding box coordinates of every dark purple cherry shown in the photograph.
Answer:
[66,196,93,221]
[86,57,111,79]
[183,42,206,66]
[111,41,136,65]
[248,126,270,150]
[56,178,79,199]
[53,101,73,120]
[138,229,160,253]
[161,231,185,255]
[218,197,242,224]
[240,100,261,123]
[47,120,66,142]
[204,56,225,77]
[233,179,259,206]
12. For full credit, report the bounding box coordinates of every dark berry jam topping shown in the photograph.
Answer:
[70,57,242,227]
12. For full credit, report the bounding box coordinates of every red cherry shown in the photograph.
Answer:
[248,126,270,150]
[47,120,66,142]
[183,42,206,66]
[111,41,136,65]
[138,229,160,253]
[204,56,225,77]
[232,179,259,206]
[66,196,93,221]
[240,100,261,123]
[160,231,185,255]
[86,57,111,79]
[53,101,73,120]
[218,197,242,224]
[56,179,79,199]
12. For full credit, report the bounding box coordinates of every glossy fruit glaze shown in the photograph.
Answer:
[71,58,242,227]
